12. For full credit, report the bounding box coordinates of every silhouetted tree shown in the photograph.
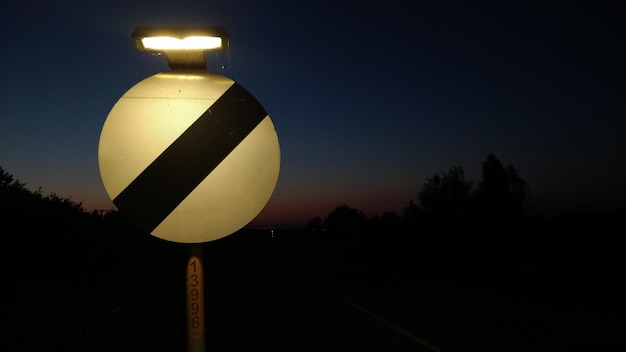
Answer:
[506,164,530,213]
[1,165,39,209]
[323,204,368,237]
[474,154,529,220]
[418,166,474,221]
[0,165,19,190]
[369,211,402,235]
[1,166,188,352]
[401,199,422,226]
[1,165,86,217]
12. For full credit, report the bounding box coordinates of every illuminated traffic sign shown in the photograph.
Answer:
[98,71,280,243]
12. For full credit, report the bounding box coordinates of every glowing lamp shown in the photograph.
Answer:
[132,26,229,70]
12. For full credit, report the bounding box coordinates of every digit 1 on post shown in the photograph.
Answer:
[186,245,205,352]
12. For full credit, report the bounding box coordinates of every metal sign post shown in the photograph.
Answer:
[186,245,205,352]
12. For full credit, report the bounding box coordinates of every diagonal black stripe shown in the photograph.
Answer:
[113,82,267,234]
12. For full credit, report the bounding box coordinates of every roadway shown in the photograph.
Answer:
[92,228,623,352]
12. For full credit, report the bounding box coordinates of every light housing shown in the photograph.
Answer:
[132,26,229,70]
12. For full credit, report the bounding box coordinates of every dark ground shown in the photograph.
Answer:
[3,221,625,352]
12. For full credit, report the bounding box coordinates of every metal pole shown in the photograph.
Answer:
[187,244,206,352]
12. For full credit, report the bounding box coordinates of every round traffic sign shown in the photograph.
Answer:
[98,71,280,243]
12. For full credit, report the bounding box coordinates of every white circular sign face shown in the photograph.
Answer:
[98,71,280,243]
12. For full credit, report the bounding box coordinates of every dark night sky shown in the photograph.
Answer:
[1,1,625,227]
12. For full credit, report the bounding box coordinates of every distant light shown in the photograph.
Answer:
[141,36,223,51]
[132,26,229,70]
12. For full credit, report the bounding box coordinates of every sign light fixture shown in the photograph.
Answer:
[132,26,229,70]
[140,36,223,51]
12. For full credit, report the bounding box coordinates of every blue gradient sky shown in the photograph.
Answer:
[1,1,625,227]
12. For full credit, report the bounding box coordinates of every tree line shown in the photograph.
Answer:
[305,153,530,235]
[2,150,622,247]
[305,153,623,247]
